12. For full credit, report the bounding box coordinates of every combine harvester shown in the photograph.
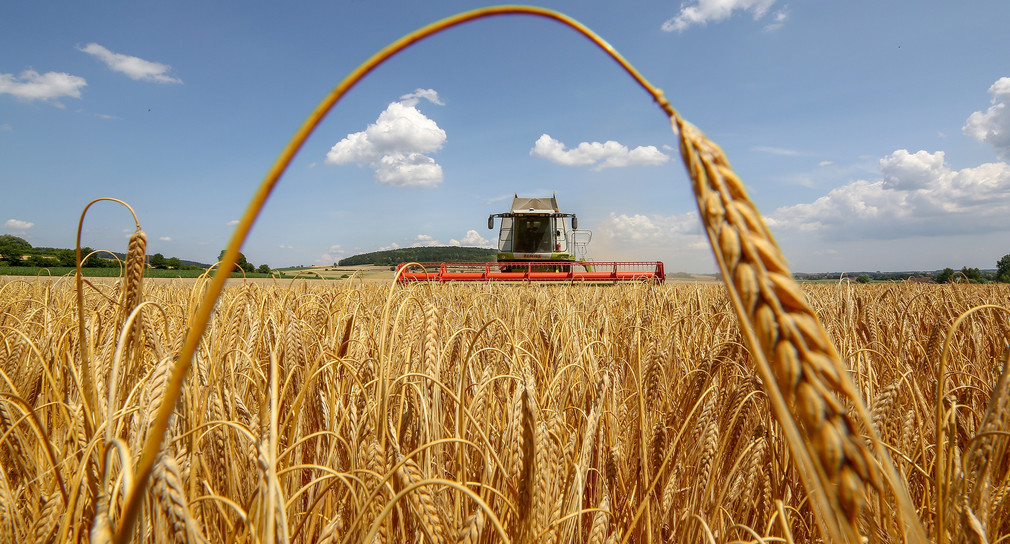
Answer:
[397,194,665,283]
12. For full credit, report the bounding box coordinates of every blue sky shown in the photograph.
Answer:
[2,1,1009,273]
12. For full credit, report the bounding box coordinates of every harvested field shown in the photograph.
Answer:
[2,277,1009,542]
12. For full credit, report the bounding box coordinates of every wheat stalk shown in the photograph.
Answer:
[672,114,926,542]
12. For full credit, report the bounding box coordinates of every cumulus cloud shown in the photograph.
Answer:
[400,88,444,107]
[5,219,35,230]
[78,43,182,83]
[158,236,172,242]
[0,70,87,107]
[318,244,347,263]
[963,77,1010,158]
[226,220,239,226]
[597,212,701,243]
[449,229,493,248]
[374,153,443,187]
[766,149,1010,239]
[531,134,670,170]
[590,211,711,266]
[410,234,441,247]
[326,89,446,188]
[662,0,785,32]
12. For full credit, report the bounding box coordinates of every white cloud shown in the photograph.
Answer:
[530,134,670,170]
[963,77,1010,158]
[600,213,664,241]
[753,145,801,156]
[0,123,11,130]
[226,219,239,226]
[662,0,781,32]
[598,212,700,242]
[78,43,182,83]
[4,219,35,230]
[318,244,347,263]
[450,229,493,248]
[0,70,87,107]
[767,149,1010,239]
[410,234,441,247]
[325,90,446,188]
[763,8,789,32]
[374,152,443,187]
[400,88,444,107]
[590,211,712,266]
[158,236,172,242]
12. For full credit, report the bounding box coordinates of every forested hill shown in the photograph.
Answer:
[338,246,496,266]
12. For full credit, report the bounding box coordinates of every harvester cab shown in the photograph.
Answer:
[487,193,582,264]
[396,193,665,283]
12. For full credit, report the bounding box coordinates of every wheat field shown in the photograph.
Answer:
[1,273,1008,543]
[3,7,1009,543]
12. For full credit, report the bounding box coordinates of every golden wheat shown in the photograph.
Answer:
[3,7,1009,544]
[3,275,1010,542]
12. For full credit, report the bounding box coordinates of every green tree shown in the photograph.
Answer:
[855,274,870,284]
[961,266,984,283]
[150,253,168,269]
[28,254,52,267]
[167,257,182,269]
[935,268,956,283]
[55,249,76,267]
[218,250,253,273]
[0,234,31,249]
[257,264,271,274]
[997,254,1010,283]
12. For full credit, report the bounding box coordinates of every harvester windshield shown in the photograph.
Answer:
[513,216,552,253]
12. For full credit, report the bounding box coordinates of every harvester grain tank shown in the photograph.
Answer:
[397,193,665,283]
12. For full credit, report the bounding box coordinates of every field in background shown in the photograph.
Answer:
[1,278,1008,542]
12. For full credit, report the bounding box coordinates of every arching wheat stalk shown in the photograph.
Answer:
[672,115,926,542]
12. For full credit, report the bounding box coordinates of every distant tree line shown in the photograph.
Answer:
[0,235,113,267]
[792,271,936,282]
[339,246,497,266]
[0,234,210,271]
[933,254,1010,284]
[807,254,1010,285]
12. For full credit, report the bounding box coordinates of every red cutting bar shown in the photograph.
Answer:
[396,261,665,284]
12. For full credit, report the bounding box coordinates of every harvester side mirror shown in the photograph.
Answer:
[488,215,494,229]
[571,215,578,230]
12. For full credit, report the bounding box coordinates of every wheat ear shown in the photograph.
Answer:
[120,229,146,320]
[673,114,925,543]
